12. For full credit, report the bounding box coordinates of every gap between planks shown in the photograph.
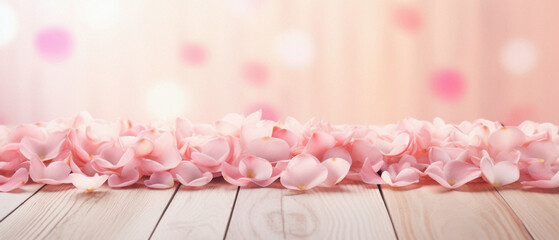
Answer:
[379,180,533,240]
[495,184,559,240]
[3,181,558,240]
[148,183,181,239]
[222,186,241,240]
[149,178,240,239]
[0,183,44,223]
[377,185,400,240]
[0,183,179,239]
[225,181,397,240]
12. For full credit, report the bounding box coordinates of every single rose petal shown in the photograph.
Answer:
[526,163,554,180]
[380,171,393,185]
[359,147,385,185]
[488,126,525,153]
[142,143,182,173]
[108,164,141,187]
[245,137,290,163]
[522,172,559,188]
[190,152,221,172]
[399,154,428,171]
[0,168,29,192]
[70,173,108,192]
[443,160,481,188]
[221,162,251,187]
[142,132,182,171]
[303,131,336,160]
[92,147,135,170]
[381,167,421,187]
[20,131,67,161]
[250,168,282,187]
[238,156,273,180]
[44,161,72,182]
[280,153,328,190]
[374,132,411,156]
[272,127,298,148]
[144,171,175,189]
[522,141,559,164]
[393,168,420,185]
[480,156,495,183]
[172,161,213,187]
[426,160,481,189]
[321,157,350,186]
[134,138,154,157]
[323,146,352,164]
[196,137,230,163]
[425,162,450,188]
[480,156,519,187]
[222,156,281,188]
[29,155,71,184]
[0,143,25,171]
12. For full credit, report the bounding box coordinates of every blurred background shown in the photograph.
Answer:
[0,0,557,126]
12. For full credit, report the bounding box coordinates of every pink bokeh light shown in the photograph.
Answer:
[430,69,466,102]
[35,27,73,61]
[242,61,268,86]
[0,1,554,125]
[393,6,422,32]
[181,43,207,66]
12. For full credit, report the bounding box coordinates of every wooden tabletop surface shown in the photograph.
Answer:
[0,178,557,240]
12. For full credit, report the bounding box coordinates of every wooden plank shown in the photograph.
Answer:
[150,179,239,239]
[226,181,397,240]
[225,183,284,240]
[381,181,532,240]
[497,184,559,240]
[0,184,43,221]
[0,184,178,239]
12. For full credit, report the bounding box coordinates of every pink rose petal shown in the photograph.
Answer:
[171,161,213,187]
[144,171,175,189]
[280,153,328,190]
[0,168,29,192]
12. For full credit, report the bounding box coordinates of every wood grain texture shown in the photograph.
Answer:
[0,184,178,240]
[226,183,284,240]
[226,181,397,240]
[151,179,239,239]
[498,185,559,240]
[0,184,43,221]
[381,182,532,240]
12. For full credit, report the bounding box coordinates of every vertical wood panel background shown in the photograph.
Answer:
[0,0,556,125]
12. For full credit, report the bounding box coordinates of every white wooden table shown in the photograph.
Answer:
[0,178,557,240]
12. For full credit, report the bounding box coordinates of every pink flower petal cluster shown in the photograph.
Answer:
[1,112,559,192]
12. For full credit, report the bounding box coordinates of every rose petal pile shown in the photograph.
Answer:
[1,111,559,192]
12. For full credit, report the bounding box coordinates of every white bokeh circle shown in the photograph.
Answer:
[501,38,537,75]
[273,29,315,68]
[146,82,189,119]
[82,0,120,30]
[0,2,18,46]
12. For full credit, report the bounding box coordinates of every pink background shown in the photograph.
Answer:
[0,1,556,125]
